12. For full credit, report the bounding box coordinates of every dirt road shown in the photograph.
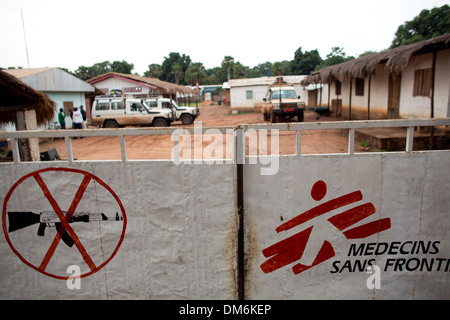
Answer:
[39,105,368,161]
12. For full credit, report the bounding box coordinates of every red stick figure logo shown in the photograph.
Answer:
[260,180,391,275]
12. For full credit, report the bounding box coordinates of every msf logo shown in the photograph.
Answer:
[260,180,391,275]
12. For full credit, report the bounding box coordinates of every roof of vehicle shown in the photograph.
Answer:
[269,86,297,90]
[95,96,141,101]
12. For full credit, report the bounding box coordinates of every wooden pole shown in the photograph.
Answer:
[430,51,437,149]
[367,74,372,120]
[349,79,353,120]
[15,109,39,161]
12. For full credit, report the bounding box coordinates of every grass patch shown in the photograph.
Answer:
[227,110,256,116]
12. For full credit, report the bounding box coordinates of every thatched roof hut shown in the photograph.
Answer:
[302,33,450,86]
[88,72,194,95]
[0,69,56,126]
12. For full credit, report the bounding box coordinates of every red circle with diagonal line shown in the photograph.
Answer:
[2,168,127,280]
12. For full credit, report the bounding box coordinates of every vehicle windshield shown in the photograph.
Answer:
[142,101,152,112]
[171,100,179,109]
[161,100,179,110]
[271,90,297,100]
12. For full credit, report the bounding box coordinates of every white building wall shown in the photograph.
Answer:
[325,49,450,119]
[47,92,87,128]
[230,85,268,107]
[400,53,434,118]
[399,50,450,119]
[369,64,390,117]
[230,83,309,108]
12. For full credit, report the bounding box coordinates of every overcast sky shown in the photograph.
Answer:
[1,0,448,76]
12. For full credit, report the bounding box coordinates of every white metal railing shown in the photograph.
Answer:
[0,118,449,164]
[238,118,450,156]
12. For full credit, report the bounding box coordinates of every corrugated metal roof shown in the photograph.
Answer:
[229,75,306,87]
[4,68,95,93]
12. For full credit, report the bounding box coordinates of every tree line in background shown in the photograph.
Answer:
[69,47,356,86]
[4,5,448,87]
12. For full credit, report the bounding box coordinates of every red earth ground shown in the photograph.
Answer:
[39,105,369,161]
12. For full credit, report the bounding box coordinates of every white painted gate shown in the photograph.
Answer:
[244,152,450,299]
[0,118,449,299]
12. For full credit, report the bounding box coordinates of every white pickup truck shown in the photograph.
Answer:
[145,98,199,125]
[91,96,175,128]
[254,77,305,123]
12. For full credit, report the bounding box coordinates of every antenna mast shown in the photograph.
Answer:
[21,8,30,68]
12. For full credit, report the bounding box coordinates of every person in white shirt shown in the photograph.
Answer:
[72,107,83,129]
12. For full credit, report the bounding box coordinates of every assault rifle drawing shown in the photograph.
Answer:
[7,211,123,247]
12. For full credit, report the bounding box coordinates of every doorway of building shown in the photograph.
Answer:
[388,74,401,119]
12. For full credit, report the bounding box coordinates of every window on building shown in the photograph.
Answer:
[355,78,365,96]
[124,87,142,93]
[63,101,73,115]
[413,68,432,97]
[335,81,342,95]
[246,90,253,100]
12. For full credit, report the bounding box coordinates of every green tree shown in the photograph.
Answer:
[144,64,162,78]
[160,52,191,84]
[254,62,273,77]
[314,47,354,71]
[221,56,235,81]
[271,61,291,76]
[391,4,450,48]
[205,66,227,84]
[111,60,134,74]
[73,65,91,80]
[171,63,183,85]
[185,62,206,85]
[74,61,111,80]
[291,47,323,75]
[233,62,251,79]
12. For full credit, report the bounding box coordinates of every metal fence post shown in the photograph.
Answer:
[235,126,245,300]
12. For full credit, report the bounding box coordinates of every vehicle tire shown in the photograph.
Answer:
[180,113,194,125]
[153,118,168,127]
[270,110,276,123]
[297,110,304,122]
[103,120,119,128]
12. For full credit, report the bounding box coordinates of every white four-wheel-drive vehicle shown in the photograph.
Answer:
[91,96,175,128]
[254,77,305,123]
[145,98,199,125]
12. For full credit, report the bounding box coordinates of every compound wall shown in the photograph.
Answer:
[0,161,237,299]
[245,152,450,299]
[1,151,449,299]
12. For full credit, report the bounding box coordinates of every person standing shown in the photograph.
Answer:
[72,107,83,130]
[80,105,87,129]
[58,108,66,129]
